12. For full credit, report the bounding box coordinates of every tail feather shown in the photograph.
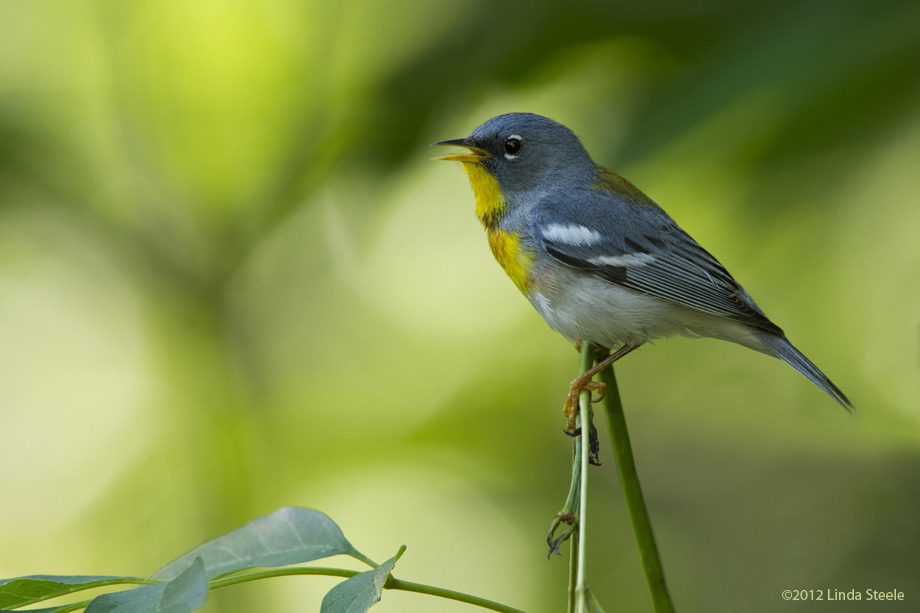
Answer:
[757,333,853,411]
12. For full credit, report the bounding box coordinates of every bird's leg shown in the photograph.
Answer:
[563,343,641,433]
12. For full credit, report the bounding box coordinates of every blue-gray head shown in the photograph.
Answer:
[432,113,595,198]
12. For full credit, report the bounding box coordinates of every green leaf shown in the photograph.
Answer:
[85,585,163,613]
[154,507,367,581]
[0,576,147,609]
[86,558,207,613]
[319,548,403,613]
[158,558,208,613]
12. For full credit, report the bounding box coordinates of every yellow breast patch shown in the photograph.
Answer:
[459,161,533,294]
[487,229,533,295]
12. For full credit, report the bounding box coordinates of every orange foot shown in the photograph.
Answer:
[561,342,642,433]
[562,374,606,433]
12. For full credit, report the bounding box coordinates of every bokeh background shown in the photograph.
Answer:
[2,1,919,611]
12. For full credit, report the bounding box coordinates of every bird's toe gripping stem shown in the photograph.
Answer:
[562,374,606,433]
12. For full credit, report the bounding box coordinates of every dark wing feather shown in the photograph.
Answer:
[532,190,783,335]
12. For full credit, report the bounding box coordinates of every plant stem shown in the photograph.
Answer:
[41,599,92,613]
[208,566,359,589]
[386,578,526,613]
[597,365,675,613]
[574,342,595,612]
[566,458,581,613]
[15,579,163,613]
[565,342,595,612]
[208,567,525,613]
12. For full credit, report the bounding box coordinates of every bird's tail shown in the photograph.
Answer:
[757,332,853,410]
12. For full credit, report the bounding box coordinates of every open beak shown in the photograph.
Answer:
[430,138,491,163]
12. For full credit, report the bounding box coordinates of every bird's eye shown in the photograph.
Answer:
[504,136,523,157]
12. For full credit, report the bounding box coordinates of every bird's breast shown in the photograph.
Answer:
[487,228,533,295]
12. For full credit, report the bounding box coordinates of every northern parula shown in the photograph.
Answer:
[433,113,851,427]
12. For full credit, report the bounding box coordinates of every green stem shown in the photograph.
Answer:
[209,566,359,589]
[208,567,525,613]
[574,342,595,612]
[566,456,581,613]
[386,578,526,613]
[566,342,595,612]
[41,599,93,613]
[597,365,675,613]
[17,579,162,613]
[350,551,379,568]
[37,568,523,613]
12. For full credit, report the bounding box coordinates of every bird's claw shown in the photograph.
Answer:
[563,376,606,433]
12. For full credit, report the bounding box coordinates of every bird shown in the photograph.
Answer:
[432,112,851,429]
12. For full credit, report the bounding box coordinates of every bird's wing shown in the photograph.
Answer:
[531,189,783,335]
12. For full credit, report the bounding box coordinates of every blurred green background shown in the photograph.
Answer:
[1,1,919,611]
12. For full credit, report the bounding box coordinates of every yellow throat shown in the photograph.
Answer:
[461,161,505,228]
[461,161,533,295]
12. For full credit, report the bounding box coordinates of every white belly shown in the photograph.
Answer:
[528,266,764,352]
